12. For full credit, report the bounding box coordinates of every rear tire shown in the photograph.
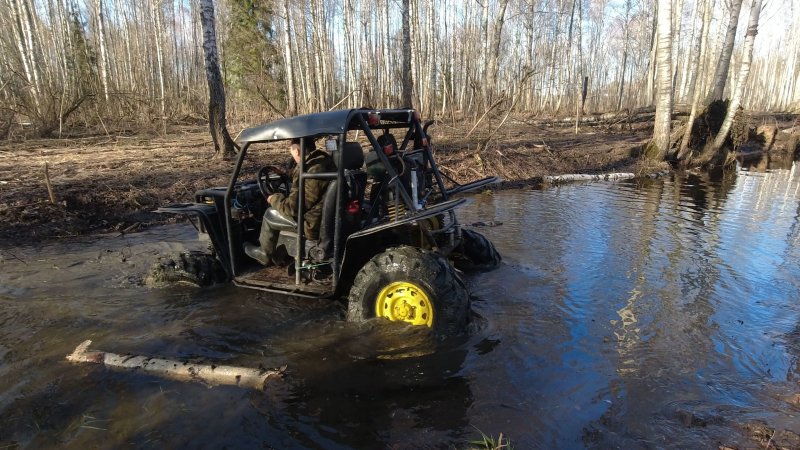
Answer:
[145,251,228,287]
[347,246,470,336]
[452,229,501,272]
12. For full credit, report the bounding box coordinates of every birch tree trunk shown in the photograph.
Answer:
[19,0,42,100]
[645,4,658,105]
[11,0,41,111]
[8,0,37,109]
[401,0,413,107]
[677,0,712,162]
[150,0,166,131]
[95,0,110,102]
[484,0,510,110]
[709,0,744,101]
[709,0,763,154]
[647,0,673,160]
[281,0,296,115]
[199,0,237,159]
[616,0,632,111]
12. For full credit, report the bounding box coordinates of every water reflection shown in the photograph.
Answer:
[2,162,800,448]
[459,162,800,448]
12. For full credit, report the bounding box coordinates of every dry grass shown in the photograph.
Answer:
[0,119,658,244]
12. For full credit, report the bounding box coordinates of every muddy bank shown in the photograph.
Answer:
[0,120,666,245]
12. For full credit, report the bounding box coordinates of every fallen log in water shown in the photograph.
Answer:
[542,171,670,185]
[543,172,636,184]
[66,340,283,390]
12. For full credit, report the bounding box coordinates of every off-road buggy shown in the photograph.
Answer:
[154,108,500,334]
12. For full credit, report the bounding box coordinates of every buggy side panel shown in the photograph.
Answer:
[334,198,467,297]
[155,202,233,276]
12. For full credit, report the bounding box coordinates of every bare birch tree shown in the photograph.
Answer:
[708,0,763,154]
[484,0,511,110]
[94,0,110,102]
[200,0,237,159]
[648,0,673,160]
[0,0,796,138]
[677,0,712,163]
[709,0,744,101]
[401,0,413,107]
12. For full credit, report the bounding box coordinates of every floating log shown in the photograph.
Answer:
[66,340,283,390]
[543,172,636,184]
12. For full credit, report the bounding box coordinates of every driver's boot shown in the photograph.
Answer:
[244,224,276,266]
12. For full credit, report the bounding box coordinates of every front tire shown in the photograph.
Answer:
[145,251,228,287]
[347,246,470,335]
[452,229,501,272]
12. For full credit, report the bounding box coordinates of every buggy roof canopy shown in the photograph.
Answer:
[237,109,416,144]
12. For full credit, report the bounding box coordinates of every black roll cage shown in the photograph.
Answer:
[224,109,453,289]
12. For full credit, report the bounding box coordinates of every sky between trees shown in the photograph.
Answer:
[0,0,797,136]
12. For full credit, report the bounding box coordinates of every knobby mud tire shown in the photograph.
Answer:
[452,229,501,272]
[346,246,470,336]
[145,251,228,287]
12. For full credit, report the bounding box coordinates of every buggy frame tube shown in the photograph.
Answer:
[332,131,346,284]
[225,142,250,277]
[356,113,417,211]
[295,136,341,285]
[413,119,450,201]
[295,137,307,285]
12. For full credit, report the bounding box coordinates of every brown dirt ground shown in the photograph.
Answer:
[0,120,664,245]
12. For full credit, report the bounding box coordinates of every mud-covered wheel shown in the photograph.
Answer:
[347,246,470,335]
[452,229,501,272]
[145,251,228,287]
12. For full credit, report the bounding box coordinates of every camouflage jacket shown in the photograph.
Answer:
[270,149,335,240]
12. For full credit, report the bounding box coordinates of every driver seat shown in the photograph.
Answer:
[263,205,297,231]
[264,142,365,263]
[313,142,366,261]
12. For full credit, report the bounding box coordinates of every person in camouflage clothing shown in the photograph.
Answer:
[244,138,335,265]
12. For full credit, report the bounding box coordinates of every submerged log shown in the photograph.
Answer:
[543,172,636,184]
[66,340,283,390]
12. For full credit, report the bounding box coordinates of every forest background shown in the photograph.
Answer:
[0,0,798,240]
[1,0,797,137]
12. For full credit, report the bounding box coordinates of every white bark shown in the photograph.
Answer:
[543,172,638,184]
[67,340,283,390]
[95,0,110,101]
[616,0,632,111]
[11,0,41,108]
[150,0,166,127]
[401,0,412,107]
[678,0,712,161]
[711,0,763,151]
[199,0,236,158]
[484,0,510,109]
[709,0,744,101]
[281,0,296,114]
[650,0,673,159]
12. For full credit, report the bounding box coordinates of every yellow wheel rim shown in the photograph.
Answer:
[375,281,434,327]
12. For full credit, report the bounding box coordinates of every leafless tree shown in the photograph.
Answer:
[0,0,794,145]
[708,0,763,154]
[199,0,237,159]
[401,0,413,107]
[709,0,744,101]
[648,0,673,160]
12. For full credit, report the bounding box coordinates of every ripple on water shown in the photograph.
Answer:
[1,165,800,448]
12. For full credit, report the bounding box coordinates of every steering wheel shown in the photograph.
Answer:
[257,165,290,198]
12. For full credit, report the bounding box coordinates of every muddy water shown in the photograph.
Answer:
[2,163,800,449]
